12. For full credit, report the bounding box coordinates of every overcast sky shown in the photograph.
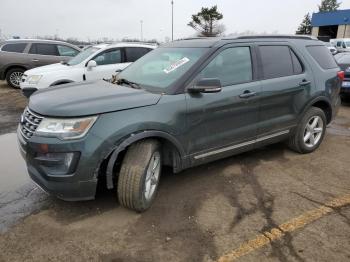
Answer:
[1,0,350,41]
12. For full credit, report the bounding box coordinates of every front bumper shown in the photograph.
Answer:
[22,87,38,98]
[17,126,100,201]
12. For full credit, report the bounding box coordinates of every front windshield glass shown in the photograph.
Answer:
[67,46,100,66]
[118,47,207,89]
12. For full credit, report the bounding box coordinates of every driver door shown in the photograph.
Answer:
[185,45,261,161]
[85,48,130,80]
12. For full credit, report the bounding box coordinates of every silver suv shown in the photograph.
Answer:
[0,39,81,88]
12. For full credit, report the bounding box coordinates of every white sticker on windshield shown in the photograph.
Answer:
[163,57,190,74]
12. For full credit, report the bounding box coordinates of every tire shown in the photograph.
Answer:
[6,68,25,89]
[117,139,162,212]
[288,107,327,154]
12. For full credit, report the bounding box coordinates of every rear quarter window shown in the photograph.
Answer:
[1,43,27,53]
[306,45,338,70]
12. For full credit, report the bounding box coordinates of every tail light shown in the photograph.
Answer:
[337,71,345,81]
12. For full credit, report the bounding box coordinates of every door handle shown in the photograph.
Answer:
[32,59,39,62]
[299,80,311,86]
[239,91,257,99]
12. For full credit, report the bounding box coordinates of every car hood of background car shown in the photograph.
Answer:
[25,63,74,75]
[29,80,162,117]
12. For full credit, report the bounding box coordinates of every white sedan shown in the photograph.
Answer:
[20,42,156,97]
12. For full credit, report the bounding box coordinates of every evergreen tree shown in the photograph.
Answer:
[188,6,225,37]
[296,13,312,35]
[318,0,341,12]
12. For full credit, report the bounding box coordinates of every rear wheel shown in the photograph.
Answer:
[288,107,326,154]
[6,68,25,88]
[117,139,161,212]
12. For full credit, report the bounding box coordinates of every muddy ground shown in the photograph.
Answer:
[0,80,349,262]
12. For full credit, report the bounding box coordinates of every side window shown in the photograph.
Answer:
[1,43,27,53]
[29,43,58,56]
[199,47,253,86]
[93,49,121,65]
[57,45,79,57]
[259,46,294,79]
[125,47,152,62]
[290,50,303,74]
[337,41,342,47]
[306,45,338,69]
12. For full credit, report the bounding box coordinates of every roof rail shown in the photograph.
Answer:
[233,35,318,40]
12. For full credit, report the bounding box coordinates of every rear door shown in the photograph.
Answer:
[185,44,261,159]
[84,48,124,80]
[257,43,315,138]
[28,43,62,67]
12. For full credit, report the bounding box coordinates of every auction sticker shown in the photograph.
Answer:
[163,57,190,74]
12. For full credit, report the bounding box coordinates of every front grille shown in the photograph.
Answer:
[19,107,43,140]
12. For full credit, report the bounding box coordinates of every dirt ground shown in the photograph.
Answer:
[0,80,350,262]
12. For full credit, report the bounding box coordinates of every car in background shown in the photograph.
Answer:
[330,38,350,53]
[20,43,156,97]
[335,52,350,99]
[325,42,337,55]
[0,39,81,88]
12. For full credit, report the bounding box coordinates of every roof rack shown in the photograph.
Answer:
[233,35,318,40]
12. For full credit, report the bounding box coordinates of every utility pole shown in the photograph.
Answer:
[171,0,174,41]
[140,20,143,41]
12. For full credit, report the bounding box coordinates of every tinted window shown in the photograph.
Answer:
[29,43,58,56]
[125,47,152,62]
[57,45,79,57]
[199,47,252,86]
[2,43,27,53]
[259,46,295,79]
[290,50,303,74]
[306,46,338,69]
[93,49,121,65]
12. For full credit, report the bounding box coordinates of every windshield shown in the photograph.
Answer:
[67,46,100,66]
[118,47,207,90]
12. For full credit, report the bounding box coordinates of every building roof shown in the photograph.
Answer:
[312,9,350,27]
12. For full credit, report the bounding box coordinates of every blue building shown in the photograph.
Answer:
[311,9,350,41]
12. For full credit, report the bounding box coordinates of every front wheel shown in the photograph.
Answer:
[117,139,162,212]
[288,107,327,154]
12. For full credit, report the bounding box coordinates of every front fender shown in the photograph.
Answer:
[105,130,186,189]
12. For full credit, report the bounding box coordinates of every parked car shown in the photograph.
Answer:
[325,42,337,55]
[334,52,350,99]
[0,39,81,88]
[20,43,156,97]
[330,38,350,53]
[18,35,342,212]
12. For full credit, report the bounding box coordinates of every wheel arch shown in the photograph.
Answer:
[5,64,28,77]
[302,96,332,124]
[103,130,186,189]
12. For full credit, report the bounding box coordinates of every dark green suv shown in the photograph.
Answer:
[18,36,342,212]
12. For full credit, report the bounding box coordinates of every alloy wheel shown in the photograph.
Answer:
[303,116,324,148]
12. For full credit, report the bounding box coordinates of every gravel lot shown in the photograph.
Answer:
[0,80,349,262]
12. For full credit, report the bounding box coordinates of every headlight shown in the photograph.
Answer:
[36,116,97,140]
[27,75,42,84]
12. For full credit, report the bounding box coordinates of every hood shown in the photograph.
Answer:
[29,80,162,117]
[25,63,72,75]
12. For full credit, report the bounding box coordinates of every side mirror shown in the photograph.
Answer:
[188,78,222,93]
[87,60,97,70]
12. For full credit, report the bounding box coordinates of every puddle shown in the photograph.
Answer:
[0,133,50,233]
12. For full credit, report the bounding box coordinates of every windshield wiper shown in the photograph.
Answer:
[116,78,141,89]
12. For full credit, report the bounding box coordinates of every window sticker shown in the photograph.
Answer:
[163,57,190,74]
